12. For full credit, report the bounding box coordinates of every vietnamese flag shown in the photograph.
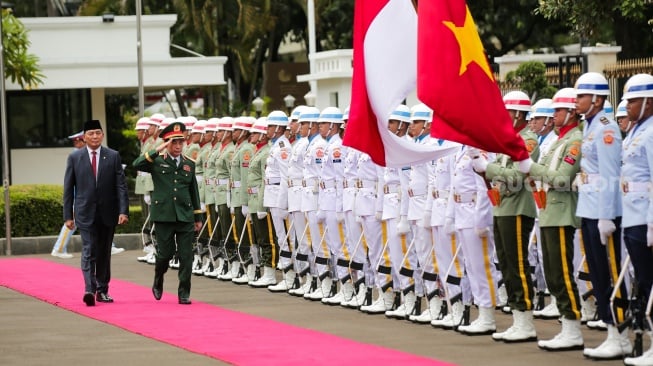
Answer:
[417,0,529,162]
[344,0,458,168]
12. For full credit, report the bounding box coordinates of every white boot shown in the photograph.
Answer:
[431,301,464,329]
[583,325,632,359]
[534,296,560,319]
[289,275,313,296]
[232,264,255,284]
[361,288,394,314]
[580,297,597,324]
[625,342,653,366]
[385,291,416,319]
[410,296,441,324]
[502,310,537,343]
[322,281,354,305]
[218,260,240,280]
[307,276,332,301]
[537,318,584,351]
[341,282,368,309]
[586,319,608,330]
[458,306,496,335]
[204,258,223,278]
[249,266,277,288]
[268,269,295,292]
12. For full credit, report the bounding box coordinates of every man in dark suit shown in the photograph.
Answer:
[133,121,203,305]
[63,119,129,307]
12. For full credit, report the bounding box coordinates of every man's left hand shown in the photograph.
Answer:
[118,214,129,225]
[195,221,203,232]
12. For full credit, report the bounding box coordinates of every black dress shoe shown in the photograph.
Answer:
[152,274,163,300]
[96,293,114,303]
[178,298,192,305]
[83,292,95,306]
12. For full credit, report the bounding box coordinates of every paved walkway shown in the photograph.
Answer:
[0,251,640,366]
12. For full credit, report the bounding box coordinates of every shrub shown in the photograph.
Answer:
[0,184,142,237]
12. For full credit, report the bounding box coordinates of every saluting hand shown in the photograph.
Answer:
[156,139,171,154]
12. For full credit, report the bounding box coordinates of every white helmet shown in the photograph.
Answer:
[216,116,233,131]
[135,117,149,130]
[343,106,350,121]
[410,103,433,122]
[615,100,628,118]
[318,106,344,124]
[551,88,577,109]
[149,113,166,124]
[575,72,610,96]
[251,117,268,134]
[159,117,175,130]
[503,91,532,112]
[622,73,653,100]
[530,98,554,118]
[390,105,411,122]
[192,120,206,133]
[205,118,219,132]
[233,116,255,131]
[298,107,321,122]
[291,105,307,121]
[604,100,614,118]
[267,110,289,127]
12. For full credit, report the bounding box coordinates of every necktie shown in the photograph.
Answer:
[91,151,97,178]
[174,157,179,167]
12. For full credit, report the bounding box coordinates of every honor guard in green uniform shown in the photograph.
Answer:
[519,87,584,351]
[133,121,203,305]
[246,117,278,287]
[229,117,256,284]
[470,91,540,342]
[200,118,222,277]
[213,118,238,280]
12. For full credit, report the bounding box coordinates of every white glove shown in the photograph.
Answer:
[200,202,206,213]
[397,216,410,234]
[597,219,616,245]
[471,155,488,173]
[375,211,383,221]
[316,210,326,223]
[444,218,455,236]
[517,158,533,174]
[143,194,151,205]
[422,211,432,228]
[241,205,249,216]
[257,211,267,220]
[648,223,653,247]
[230,206,234,214]
[336,212,344,223]
[466,147,481,159]
[476,226,490,238]
[355,215,363,223]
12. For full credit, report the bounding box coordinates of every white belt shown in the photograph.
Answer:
[383,184,400,194]
[453,191,477,203]
[231,181,241,188]
[343,178,358,188]
[408,186,427,197]
[205,178,215,185]
[578,172,601,185]
[247,187,259,194]
[302,178,319,187]
[288,178,303,187]
[622,181,651,193]
[433,189,450,199]
[137,171,151,177]
[217,178,229,185]
[265,177,282,185]
[357,179,377,189]
[320,180,337,189]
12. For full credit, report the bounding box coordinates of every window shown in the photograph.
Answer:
[7,89,91,148]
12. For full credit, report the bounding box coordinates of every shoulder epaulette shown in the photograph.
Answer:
[600,116,610,125]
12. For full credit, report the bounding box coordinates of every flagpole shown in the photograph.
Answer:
[306,0,317,95]
[0,7,11,255]
[136,0,144,117]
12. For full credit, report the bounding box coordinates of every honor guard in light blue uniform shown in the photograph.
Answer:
[620,74,653,366]
[574,72,631,359]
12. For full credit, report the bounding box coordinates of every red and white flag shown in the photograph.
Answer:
[343,0,458,168]
[417,0,529,161]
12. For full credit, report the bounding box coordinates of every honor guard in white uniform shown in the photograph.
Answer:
[378,106,413,314]
[287,107,316,296]
[312,108,350,305]
[615,100,632,135]
[573,72,631,359]
[301,107,334,301]
[619,74,653,366]
[262,111,294,291]
[448,143,501,335]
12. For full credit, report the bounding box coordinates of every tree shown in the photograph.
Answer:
[2,9,44,90]
[505,61,557,100]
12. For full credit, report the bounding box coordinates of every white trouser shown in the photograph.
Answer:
[270,207,291,270]
[433,225,463,301]
[527,219,547,292]
[324,211,349,280]
[52,224,75,254]
[306,210,329,277]
[344,210,367,281]
[384,217,413,291]
[457,227,500,308]
[360,215,390,289]
[412,221,438,297]
[290,211,310,276]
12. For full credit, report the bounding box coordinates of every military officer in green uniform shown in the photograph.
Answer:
[246,117,278,288]
[229,116,256,284]
[519,88,584,351]
[470,90,540,343]
[133,121,203,305]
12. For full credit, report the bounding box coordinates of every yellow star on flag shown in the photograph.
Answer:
[442,5,494,81]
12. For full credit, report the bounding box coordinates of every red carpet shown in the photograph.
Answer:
[0,258,451,365]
